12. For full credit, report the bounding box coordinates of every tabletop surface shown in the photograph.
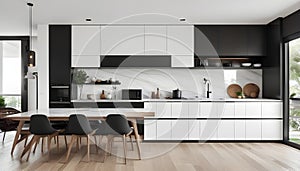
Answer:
[5,108,155,120]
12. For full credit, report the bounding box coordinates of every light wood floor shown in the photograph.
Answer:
[1,132,300,171]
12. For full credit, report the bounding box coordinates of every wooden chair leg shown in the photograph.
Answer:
[122,135,127,164]
[47,136,51,161]
[76,137,79,152]
[64,135,68,149]
[129,135,134,151]
[109,136,114,156]
[21,135,37,159]
[87,135,90,162]
[56,136,60,152]
[65,135,76,163]
[41,137,44,153]
[94,136,98,153]
[24,136,28,147]
[26,136,40,161]
[2,131,6,142]
[33,138,40,153]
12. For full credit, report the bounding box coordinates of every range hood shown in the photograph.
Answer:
[100,55,171,67]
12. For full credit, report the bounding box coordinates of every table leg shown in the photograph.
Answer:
[130,119,141,160]
[11,120,25,155]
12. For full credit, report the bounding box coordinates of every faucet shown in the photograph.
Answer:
[204,78,212,98]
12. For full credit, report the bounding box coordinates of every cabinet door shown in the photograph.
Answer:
[218,120,235,140]
[101,26,144,55]
[144,120,157,140]
[71,55,100,67]
[247,26,267,56]
[144,102,157,113]
[72,26,100,55]
[261,102,282,118]
[172,120,189,140]
[219,102,235,118]
[167,25,194,55]
[172,102,189,118]
[156,102,172,118]
[200,120,219,140]
[235,102,246,118]
[245,102,262,118]
[245,120,261,140]
[188,120,200,140]
[194,26,219,57]
[200,102,219,118]
[157,120,172,140]
[262,120,282,140]
[189,102,200,118]
[235,120,246,140]
[171,55,194,67]
[145,26,167,54]
[218,26,248,56]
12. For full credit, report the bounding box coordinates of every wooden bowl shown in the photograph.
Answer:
[227,84,242,98]
[243,83,260,98]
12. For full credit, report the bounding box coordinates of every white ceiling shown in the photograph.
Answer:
[1,0,300,35]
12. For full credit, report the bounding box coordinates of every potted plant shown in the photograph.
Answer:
[0,96,6,108]
[236,92,244,99]
[72,70,89,99]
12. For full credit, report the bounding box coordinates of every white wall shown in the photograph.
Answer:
[28,25,49,110]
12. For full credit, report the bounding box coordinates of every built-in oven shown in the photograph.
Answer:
[121,89,142,100]
[50,85,71,107]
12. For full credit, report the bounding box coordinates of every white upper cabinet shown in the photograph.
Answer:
[72,26,100,56]
[101,26,144,55]
[145,26,167,55]
[71,55,100,67]
[167,25,194,68]
[167,25,194,55]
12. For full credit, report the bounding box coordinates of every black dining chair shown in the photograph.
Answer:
[105,114,134,164]
[20,114,60,161]
[64,114,97,162]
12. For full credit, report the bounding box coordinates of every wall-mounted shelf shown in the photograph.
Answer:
[75,82,121,85]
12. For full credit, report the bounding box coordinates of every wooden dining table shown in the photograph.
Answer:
[5,108,155,160]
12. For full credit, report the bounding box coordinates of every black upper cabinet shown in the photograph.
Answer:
[49,25,71,85]
[283,9,300,40]
[194,26,219,56]
[218,26,248,56]
[195,25,266,57]
[247,26,267,56]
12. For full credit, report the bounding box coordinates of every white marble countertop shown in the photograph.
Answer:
[71,98,282,102]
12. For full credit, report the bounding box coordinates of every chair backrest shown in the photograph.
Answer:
[65,114,93,135]
[106,114,132,135]
[30,114,56,135]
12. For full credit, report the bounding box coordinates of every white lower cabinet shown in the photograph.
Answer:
[262,102,282,118]
[220,102,235,118]
[172,102,189,118]
[156,102,172,118]
[144,120,157,140]
[188,120,200,140]
[218,120,235,140]
[189,102,200,118]
[157,120,172,140]
[200,120,218,140]
[200,102,219,118]
[262,120,282,140]
[245,102,262,118]
[171,120,189,140]
[235,120,246,140]
[245,120,262,140]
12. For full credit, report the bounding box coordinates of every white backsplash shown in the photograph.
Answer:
[74,68,262,100]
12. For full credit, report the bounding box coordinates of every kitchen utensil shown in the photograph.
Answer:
[243,83,260,98]
[253,63,262,67]
[227,84,242,98]
[173,88,182,99]
[241,63,251,67]
[87,94,95,100]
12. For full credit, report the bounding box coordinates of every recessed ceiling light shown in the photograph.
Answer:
[179,18,186,22]
[85,18,92,22]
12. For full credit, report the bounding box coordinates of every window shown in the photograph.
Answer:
[0,41,22,110]
[289,37,300,144]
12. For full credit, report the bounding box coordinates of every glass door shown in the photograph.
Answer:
[0,40,22,110]
[289,37,300,144]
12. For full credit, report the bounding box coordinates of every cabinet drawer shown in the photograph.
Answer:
[172,102,189,118]
[245,120,261,140]
[218,120,235,140]
[235,120,246,140]
[235,102,246,118]
[156,102,172,118]
[71,55,100,67]
[144,120,157,140]
[219,102,235,118]
[262,120,282,140]
[171,120,189,140]
[200,120,219,140]
[157,120,172,140]
[189,102,200,118]
[245,102,261,118]
[261,102,282,118]
[188,120,200,140]
[200,102,219,118]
